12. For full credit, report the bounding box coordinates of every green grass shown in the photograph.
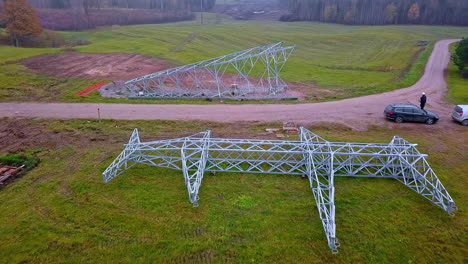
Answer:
[446,42,468,104]
[1,18,468,103]
[0,119,466,263]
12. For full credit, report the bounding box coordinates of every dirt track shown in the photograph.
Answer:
[0,39,460,130]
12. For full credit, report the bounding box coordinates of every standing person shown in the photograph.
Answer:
[420,92,427,110]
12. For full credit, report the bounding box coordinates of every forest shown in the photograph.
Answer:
[0,0,200,30]
[26,0,216,11]
[282,0,468,26]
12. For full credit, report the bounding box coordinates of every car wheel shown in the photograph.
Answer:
[395,116,404,123]
[462,120,468,126]
[425,118,435,125]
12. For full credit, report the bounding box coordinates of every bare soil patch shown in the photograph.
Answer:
[22,52,310,99]
[100,69,310,99]
[0,118,110,154]
[0,119,280,156]
[22,53,171,81]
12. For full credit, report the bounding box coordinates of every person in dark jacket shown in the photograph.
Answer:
[420,92,427,110]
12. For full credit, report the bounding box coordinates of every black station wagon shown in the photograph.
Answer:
[384,103,439,125]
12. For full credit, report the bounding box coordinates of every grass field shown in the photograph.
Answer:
[0,119,466,263]
[446,43,468,104]
[1,15,468,103]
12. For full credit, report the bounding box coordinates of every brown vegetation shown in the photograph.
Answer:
[28,0,191,11]
[36,8,194,31]
[0,0,195,31]
[1,0,43,47]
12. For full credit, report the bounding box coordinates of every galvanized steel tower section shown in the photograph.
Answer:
[103,128,457,253]
[124,42,296,99]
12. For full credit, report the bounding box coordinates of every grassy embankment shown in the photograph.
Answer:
[0,119,466,263]
[0,16,468,103]
[446,42,468,104]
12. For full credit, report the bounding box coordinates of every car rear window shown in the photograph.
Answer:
[394,108,403,112]
[402,108,412,113]
[385,105,393,112]
[454,106,463,113]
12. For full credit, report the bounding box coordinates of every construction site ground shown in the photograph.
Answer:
[2,39,461,131]
[22,53,171,81]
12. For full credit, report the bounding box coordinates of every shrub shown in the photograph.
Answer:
[0,154,38,169]
[279,13,300,22]
[21,30,67,48]
[462,67,468,79]
[453,37,468,71]
[0,29,8,44]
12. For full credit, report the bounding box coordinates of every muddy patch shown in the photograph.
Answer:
[22,53,171,80]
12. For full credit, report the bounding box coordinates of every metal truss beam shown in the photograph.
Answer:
[102,128,457,253]
[124,42,296,99]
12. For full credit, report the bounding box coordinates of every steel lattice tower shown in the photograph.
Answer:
[103,128,457,253]
[125,42,295,99]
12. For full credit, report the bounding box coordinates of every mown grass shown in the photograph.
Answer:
[0,119,466,263]
[446,42,468,104]
[1,17,468,103]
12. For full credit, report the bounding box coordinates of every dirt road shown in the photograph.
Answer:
[0,39,460,130]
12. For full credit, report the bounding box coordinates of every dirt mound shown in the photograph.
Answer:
[22,53,171,81]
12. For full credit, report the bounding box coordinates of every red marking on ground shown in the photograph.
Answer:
[77,82,106,96]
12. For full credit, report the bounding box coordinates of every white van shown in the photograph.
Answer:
[452,105,468,126]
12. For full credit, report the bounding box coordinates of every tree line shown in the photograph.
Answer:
[282,0,468,26]
[0,0,195,37]
[26,0,216,12]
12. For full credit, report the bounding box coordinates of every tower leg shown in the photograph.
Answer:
[102,129,141,183]
[181,131,211,206]
[301,128,339,253]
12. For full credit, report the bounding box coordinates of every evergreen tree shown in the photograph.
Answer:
[453,37,468,78]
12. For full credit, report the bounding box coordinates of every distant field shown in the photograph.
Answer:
[446,43,468,104]
[0,118,466,263]
[1,16,468,103]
